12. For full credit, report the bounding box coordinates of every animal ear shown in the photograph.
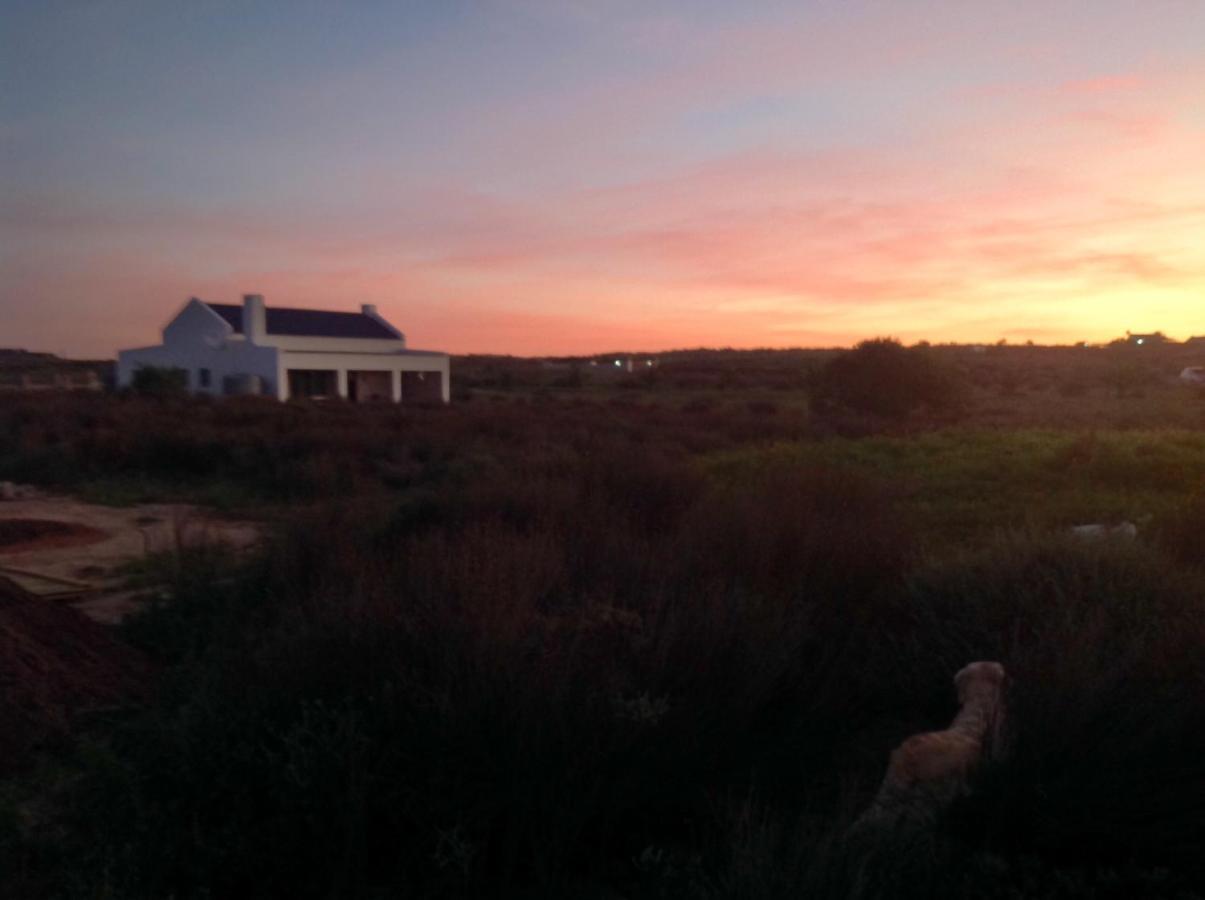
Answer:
[953,663,973,688]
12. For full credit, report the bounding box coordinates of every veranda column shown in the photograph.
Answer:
[336,369,349,399]
[391,369,402,403]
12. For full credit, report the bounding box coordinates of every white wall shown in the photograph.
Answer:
[117,299,280,396]
[162,298,231,347]
[117,345,183,388]
[118,341,281,396]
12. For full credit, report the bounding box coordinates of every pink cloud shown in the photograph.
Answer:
[1058,74,1145,95]
[7,34,1205,358]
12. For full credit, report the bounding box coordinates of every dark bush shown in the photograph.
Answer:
[810,338,963,421]
[42,458,917,899]
[130,365,188,396]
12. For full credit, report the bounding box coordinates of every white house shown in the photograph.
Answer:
[117,294,450,402]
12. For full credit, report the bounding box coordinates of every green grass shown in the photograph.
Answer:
[705,429,1205,548]
[72,474,262,510]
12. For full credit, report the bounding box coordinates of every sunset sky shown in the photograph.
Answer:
[3,1,1204,357]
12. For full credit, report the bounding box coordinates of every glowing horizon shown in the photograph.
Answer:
[4,2,1204,358]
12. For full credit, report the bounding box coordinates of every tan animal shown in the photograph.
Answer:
[854,661,1008,832]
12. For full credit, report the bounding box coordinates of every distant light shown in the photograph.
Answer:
[615,359,622,366]
[646,360,653,366]
[1137,338,1145,345]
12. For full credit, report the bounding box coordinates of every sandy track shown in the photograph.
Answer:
[0,491,259,623]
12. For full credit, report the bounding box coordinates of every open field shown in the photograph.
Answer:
[2,344,1205,899]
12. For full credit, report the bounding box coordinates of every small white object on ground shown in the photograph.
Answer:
[1070,521,1137,540]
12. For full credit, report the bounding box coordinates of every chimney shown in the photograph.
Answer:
[243,294,266,344]
[361,303,405,344]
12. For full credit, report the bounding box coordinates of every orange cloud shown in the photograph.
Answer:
[6,21,1205,358]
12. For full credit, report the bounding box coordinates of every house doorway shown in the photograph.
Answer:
[348,370,392,403]
[287,369,337,399]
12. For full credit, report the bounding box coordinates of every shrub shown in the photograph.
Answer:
[130,365,188,396]
[810,338,962,420]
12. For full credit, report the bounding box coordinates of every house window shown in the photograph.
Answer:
[199,368,211,388]
[288,369,337,399]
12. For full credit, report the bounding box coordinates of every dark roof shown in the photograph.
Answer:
[205,303,398,340]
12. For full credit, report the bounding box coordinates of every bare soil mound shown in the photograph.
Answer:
[0,577,148,772]
[0,518,108,553]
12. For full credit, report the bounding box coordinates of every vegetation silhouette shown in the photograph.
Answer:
[2,350,1205,897]
[810,338,963,421]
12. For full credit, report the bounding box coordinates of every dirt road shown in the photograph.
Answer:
[0,489,259,623]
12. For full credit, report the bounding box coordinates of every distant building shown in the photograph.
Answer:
[0,349,56,366]
[590,356,658,373]
[0,369,103,393]
[0,349,106,393]
[117,295,450,402]
[1125,331,1171,346]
